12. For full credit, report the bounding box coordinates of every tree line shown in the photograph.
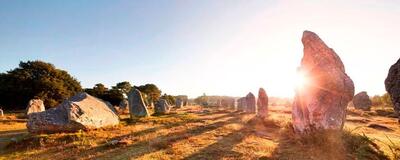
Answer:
[0,60,175,110]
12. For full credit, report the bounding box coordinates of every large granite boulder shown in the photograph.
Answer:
[175,98,183,108]
[385,58,400,122]
[257,88,269,118]
[128,89,150,117]
[245,92,257,113]
[26,99,45,115]
[155,99,170,114]
[27,92,119,133]
[292,31,354,133]
[353,91,372,111]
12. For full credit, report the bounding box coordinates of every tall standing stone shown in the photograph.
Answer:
[257,88,269,118]
[385,58,400,122]
[352,91,372,111]
[155,99,170,114]
[292,31,354,133]
[245,92,257,113]
[26,99,45,115]
[128,89,150,117]
[175,98,183,108]
[237,97,246,111]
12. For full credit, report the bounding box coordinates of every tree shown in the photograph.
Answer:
[194,93,208,106]
[161,93,176,105]
[84,83,124,106]
[0,60,82,109]
[113,81,132,96]
[381,93,393,107]
[135,84,161,103]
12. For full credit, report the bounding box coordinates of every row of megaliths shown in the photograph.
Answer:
[236,88,269,118]
[128,89,188,117]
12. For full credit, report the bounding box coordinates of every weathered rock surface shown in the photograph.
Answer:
[292,31,354,133]
[118,99,129,113]
[176,95,188,106]
[385,58,400,122]
[128,89,150,117]
[352,91,372,111]
[27,92,119,133]
[245,92,257,113]
[26,99,45,115]
[257,88,269,118]
[175,98,183,108]
[155,99,170,114]
[237,97,246,111]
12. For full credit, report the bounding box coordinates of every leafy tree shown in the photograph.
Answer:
[381,93,393,107]
[0,60,82,109]
[113,81,132,96]
[194,93,208,106]
[135,84,161,103]
[160,93,176,105]
[371,95,382,106]
[85,83,124,106]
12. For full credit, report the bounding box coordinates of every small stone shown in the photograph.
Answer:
[245,92,256,113]
[352,91,372,111]
[155,99,170,114]
[26,99,45,115]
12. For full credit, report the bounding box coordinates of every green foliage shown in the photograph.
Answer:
[135,84,161,104]
[371,93,393,108]
[371,95,383,106]
[85,83,124,106]
[0,60,82,109]
[113,81,132,95]
[194,93,208,106]
[160,93,176,105]
[381,93,393,107]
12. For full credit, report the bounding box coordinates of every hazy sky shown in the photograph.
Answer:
[0,0,399,98]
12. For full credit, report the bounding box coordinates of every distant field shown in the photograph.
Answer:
[0,106,399,160]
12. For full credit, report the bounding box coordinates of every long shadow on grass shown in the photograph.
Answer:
[3,112,238,159]
[85,115,242,159]
[65,112,240,159]
[182,123,251,160]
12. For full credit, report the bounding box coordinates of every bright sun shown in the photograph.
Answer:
[294,71,309,90]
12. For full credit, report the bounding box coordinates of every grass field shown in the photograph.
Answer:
[0,105,399,160]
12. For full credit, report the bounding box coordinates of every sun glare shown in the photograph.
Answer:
[294,71,309,90]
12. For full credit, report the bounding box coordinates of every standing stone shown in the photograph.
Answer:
[352,91,372,111]
[175,98,183,108]
[27,92,119,133]
[128,89,150,117]
[119,99,129,113]
[26,99,45,115]
[257,88,269,118]
[245,92,257,113]
[385,58,400,122]
[155,99,170,114]
[292,31,354,133]
[237,97,246,111]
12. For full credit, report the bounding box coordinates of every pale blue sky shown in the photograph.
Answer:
[0,0,399,98]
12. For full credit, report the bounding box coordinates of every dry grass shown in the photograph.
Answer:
[0,105,399,160]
